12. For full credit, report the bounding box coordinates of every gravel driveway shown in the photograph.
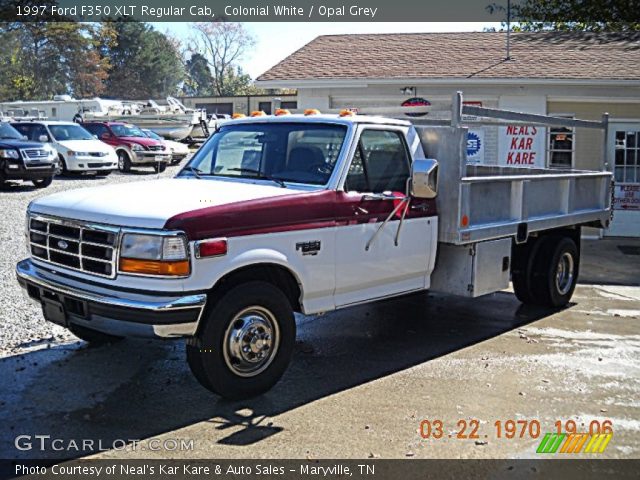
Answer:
[0,164,182,356]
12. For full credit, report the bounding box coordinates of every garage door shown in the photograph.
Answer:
[607,123,640,237]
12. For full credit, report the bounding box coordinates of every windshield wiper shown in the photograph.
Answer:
[182,166,205,178]
[227,168,286,188]
[0,136,20,140]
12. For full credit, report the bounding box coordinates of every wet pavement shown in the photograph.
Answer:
[1,238,638,460]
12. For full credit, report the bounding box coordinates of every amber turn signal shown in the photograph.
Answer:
[119,258,190,276]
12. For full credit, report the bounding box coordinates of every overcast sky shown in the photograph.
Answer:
[154,22,500,79]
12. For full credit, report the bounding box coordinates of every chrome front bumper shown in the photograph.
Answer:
[16,259,207,338]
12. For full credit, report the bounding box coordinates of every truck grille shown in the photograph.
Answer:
[28,216,119,278]
[147,145,165,151]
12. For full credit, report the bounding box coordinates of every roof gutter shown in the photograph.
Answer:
[256,77,640,89]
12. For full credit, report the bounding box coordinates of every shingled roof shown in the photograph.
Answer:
[257,32,640,83]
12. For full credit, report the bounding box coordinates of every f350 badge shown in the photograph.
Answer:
[296,241,321,256]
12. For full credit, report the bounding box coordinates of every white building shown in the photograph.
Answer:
[257,31,640,237]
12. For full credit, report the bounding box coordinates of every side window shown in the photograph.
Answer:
[13,124,33,139]
[85,124,106,137]
[33,124,50,142]
[345,130,411,193]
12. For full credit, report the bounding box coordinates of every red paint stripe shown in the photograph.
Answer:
[164,189,437,240]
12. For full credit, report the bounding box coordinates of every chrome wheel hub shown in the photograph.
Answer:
[555,252,574,296]
[223,306,279,377]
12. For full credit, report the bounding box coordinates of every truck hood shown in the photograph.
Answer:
[29,178,303,229]
[57,139,114,154]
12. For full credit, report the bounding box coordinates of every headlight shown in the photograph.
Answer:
[119,233,189,276]
[66,150,89,157]
[131,143,144,151]
[0,149,20,159]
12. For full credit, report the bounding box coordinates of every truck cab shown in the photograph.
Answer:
[15,99,611,399]
[0,122,57,189]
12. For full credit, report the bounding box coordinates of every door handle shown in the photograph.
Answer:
[362,192,400,201]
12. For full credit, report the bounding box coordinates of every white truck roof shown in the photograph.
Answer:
[227,113,411,127]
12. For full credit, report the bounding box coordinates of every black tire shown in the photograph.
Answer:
[154,162,167,173]
[69,324,123,346]
[58,155,69,175]
[32,176,53,189]
[530,236,579,308]
[511,238,545,304]
[117,151,131,173]
[187,281,296,399]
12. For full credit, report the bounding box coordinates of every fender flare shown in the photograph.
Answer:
[207,249,306,306]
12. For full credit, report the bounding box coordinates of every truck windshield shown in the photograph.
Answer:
[49,124,94,141]
[0,122,23,140]
[111,124,146,138]
[180,123,347,186]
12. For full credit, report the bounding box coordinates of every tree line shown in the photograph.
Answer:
[0,21,266,101]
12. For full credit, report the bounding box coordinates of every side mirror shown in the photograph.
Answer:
[38,135,49,143]
[411,158,439,199]
[93,134,98,139]
[22,135,28,141]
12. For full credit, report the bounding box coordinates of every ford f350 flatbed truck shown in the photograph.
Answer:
[16,93,612,399]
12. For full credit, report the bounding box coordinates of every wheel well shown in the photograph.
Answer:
[208,264,302,312]
[512,226,581,274]
[531,227,581,250]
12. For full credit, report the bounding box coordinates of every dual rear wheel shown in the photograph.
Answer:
[512,234,580,308]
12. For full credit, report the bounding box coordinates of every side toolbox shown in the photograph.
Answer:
[430,238,512,297]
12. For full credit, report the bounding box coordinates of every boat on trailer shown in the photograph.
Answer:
[0,96,212,141]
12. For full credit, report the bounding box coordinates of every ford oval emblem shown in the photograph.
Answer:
[57,240,69,250]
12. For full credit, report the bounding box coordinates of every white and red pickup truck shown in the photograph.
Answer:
[16,94,612,398]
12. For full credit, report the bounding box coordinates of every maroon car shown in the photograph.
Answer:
[82,122,171,173]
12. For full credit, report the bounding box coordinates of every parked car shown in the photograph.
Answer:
[0,122,57,189]
[12,121,117,176]
[82,122,170,173]
[142,128,190,165]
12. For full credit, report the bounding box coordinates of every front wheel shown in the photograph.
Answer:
[58,155,69,175]
[117,151,131,172]
[32,176,53,189]
[187,281,296,399]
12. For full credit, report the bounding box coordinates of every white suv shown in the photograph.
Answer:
[12,121,117,176]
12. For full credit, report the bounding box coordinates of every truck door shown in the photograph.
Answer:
[334,126,437,307]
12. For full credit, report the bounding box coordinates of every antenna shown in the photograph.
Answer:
[506,0,511,60]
